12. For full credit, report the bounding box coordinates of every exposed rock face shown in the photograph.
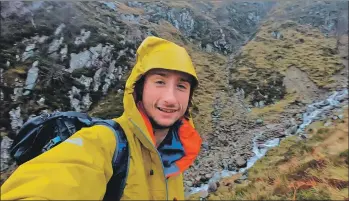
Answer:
[0,2,140,135]
[125,1,273,54]
[0,0,273,137]
[277,1,348,36]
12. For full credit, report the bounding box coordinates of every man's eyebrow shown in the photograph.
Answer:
[152,71,191,83]
[153,72,167,77]
[179,77,191,83]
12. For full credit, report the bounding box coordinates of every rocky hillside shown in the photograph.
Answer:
[0,0,273,184]
[1,1,348,197]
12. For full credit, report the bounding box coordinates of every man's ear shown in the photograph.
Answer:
[133,91,138,102]
[134,75,145,102]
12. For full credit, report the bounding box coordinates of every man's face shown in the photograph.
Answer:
[142,69,192,128]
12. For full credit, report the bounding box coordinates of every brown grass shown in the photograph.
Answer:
[3,65,28,86]
[232,20,344,92]
[250,93,297,117]
[116,2,145,15]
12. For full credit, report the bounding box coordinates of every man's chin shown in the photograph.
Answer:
[155,122,174,129]
[149,117,175,129]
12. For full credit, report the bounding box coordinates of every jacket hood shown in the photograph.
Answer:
[122,36,199,127]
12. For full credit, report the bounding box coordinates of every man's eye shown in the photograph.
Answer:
[178,84,187,89]
[155,81,165,85]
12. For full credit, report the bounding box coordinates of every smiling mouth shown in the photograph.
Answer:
[157,107,177,113]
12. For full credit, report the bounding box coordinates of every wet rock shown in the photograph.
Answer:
[68,86,82,112]
[9,106,23,133]
[0,91,4,102]
[324,120,332,127]
[234,179,242,184]
[102,60,117,95]
[205,173,212,179]
[37,97,45,106]
[202,142,209,150]
[256,118,264,124]
[185,181,193,187]
[195,176,202,183]
[22,43,35,61]
[205,44,213,53]
[299,134,308,140]
[23,61,39,96]
[48,37,64,54]
[1,136,14,171]
[81,93,92,111]
[121,14,140,23]
[338,114,344,120]
[102,2,117,11]
[54,23,66,36]
[75,75,93,90]
[271,30,283,39]
[68,43,113,72]
[208,181,218,193]
[74,29,91,46]
[59,44,68,61]
[69,51,92,72]
[235,156,247,168]
[239,174,248,180]
[93,68,104,92]
[295,113,303,120]
[285,125,297,135]
[258,100,265,108]
[11,78,23,101]
[37,35,49,44]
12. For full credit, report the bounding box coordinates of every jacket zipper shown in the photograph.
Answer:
[129,118,169,201]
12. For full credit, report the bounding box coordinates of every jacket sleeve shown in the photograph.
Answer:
[1,125,117,200]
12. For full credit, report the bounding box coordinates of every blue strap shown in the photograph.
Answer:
[42,136,62,152]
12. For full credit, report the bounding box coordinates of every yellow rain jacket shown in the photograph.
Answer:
[1,36,202,200]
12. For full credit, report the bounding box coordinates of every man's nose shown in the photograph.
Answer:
[162,85,177,105]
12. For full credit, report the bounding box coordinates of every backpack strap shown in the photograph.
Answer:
[92,119,129,201]
[11,111,93,164]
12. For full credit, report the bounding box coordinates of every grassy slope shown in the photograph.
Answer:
[191,108,348,200]
[241,20,343,87]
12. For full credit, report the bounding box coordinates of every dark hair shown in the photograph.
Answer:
[134,73,196,120]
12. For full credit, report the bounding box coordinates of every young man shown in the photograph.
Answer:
[1,36,202,200]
